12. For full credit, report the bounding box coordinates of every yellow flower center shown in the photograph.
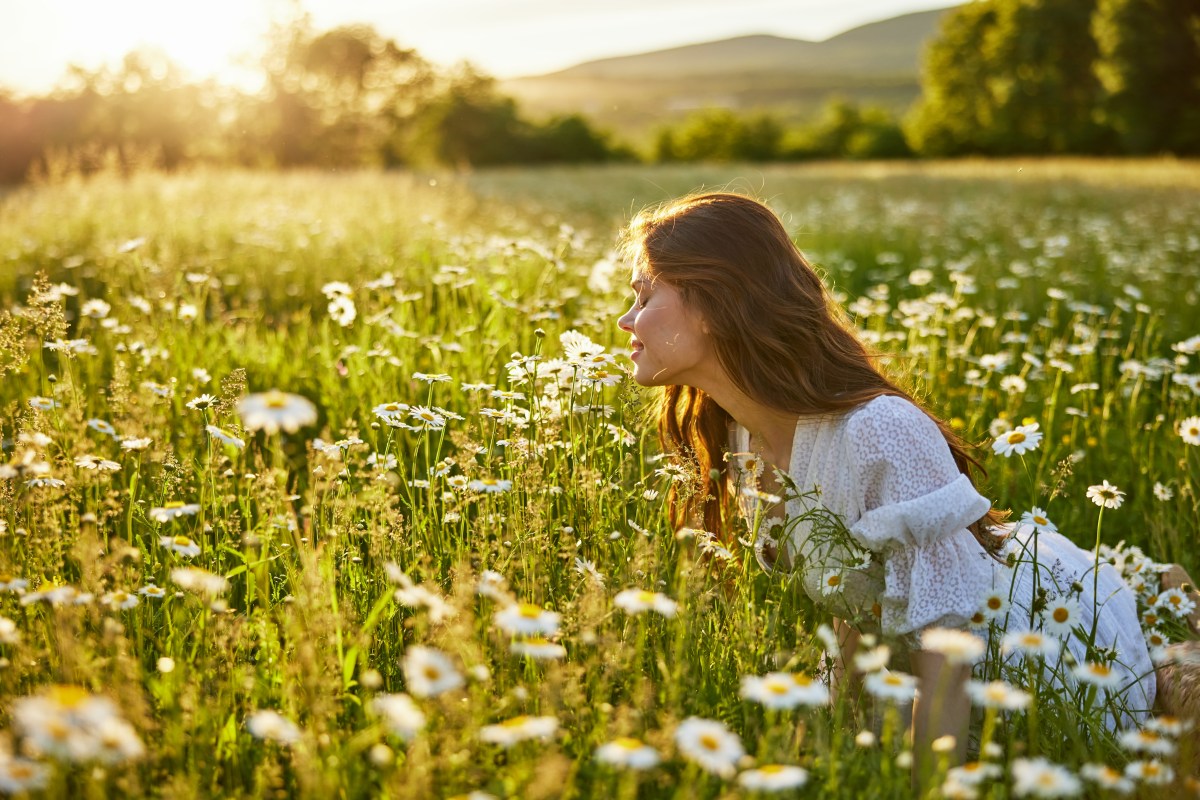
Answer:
[699,734,721,751]
[987,597,1003,610]
[422,666,442,680]
[1052,608,1069,623]
[265,392,288,408]
[165,501,184,509]
[759,765,785,774]
[49,685,90,708]
[1008,432,1026,444]
[517,603,543,618]
[636,591,656,604]
[884,674,903,686]
[613,737,643,750]
[501,715,530,728]
[174,536,192,546]
[792,674,813,686]
[767,682,790,695]
[1089,664,1112,677]
[1033,516,1048,526]
[827,575,841,587]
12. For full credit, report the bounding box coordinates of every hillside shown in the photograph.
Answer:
[500,6,959,144]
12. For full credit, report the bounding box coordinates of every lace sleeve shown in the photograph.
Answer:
[844,395,995,636]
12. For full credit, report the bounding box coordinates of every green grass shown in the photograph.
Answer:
[0,162,1197,798]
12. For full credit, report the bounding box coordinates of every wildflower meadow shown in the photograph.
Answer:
[0,162,1198,798]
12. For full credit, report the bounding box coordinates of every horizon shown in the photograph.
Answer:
[0,0,959,97]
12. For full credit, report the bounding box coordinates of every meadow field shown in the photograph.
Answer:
[0,160,1198,798]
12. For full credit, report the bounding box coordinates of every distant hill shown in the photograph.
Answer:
[500,6,960,146]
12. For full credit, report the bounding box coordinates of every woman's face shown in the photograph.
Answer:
[616,273,716,387]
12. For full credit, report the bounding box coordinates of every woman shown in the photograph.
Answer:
[615,191,1162,751]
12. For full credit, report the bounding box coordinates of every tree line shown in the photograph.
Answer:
[0,0,1196,183]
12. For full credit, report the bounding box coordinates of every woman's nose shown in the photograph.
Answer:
[617,308,633,332]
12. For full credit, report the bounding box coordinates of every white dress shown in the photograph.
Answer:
[735,394,1155,716]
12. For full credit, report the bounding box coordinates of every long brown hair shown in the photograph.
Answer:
[621,191,1008,555]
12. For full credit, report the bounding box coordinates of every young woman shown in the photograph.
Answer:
[615,191,1165,750]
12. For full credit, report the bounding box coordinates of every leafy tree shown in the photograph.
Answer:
[906,0,1109,156]
[1092,0,1200,154]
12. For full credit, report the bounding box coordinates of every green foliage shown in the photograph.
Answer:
[908,0,1200,156]
[1092,0,1200,154]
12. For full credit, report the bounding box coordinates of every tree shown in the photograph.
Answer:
[906,0,1109,156]
[1092,0,1200,154]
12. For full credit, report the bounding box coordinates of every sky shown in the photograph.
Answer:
[0,0,958,96]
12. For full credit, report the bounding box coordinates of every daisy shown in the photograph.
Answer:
[169,567,229,598]
[402,646,464,698]
[595,737,660,770]
[979,589,1010,619]
[370,693,425,741]
[1010,757,1081,798]
[1001,630,1062,660]
[1153,482,1173,501]
[966,680,1032,710]
[468,477,512,493]
[237,390,318,434]
[0,617,20,644]
[1124,759,1173,785]
[740,672,830,709]
[206,425,245,449]
[160,535,201,558]
[737,764,809,791]
[1020,507,1057,533]
[1179,416,1200,446]
[247,710,301,745]
[1156,588,1197,618]
[1071,661,1123,689]
[408,406,447,430]
[1086,481,1125,509]
[185,394,217,411]
[510,637,567,660]
[1079,763,1133,794]
[149,502,201,523]
[864,669,919,703]
[100,590,139,610]
[0,756,49,794]
[673,717,744,778]
[921,628,985,665]
[87,419,118,437]
[74,454,121,471]
[478,715,558,748]
[328,296,356,327]
[412,371,452,383]
[1040,597,1081,637]
[613,589,679,618]
[853,644,891,672]
[372,402,410,421]
[121,436,153,451]
[28,396,59,411]
[138,584,166,599]
[947,761,1003,785]
[992,423,1043,457]
[494,603,561,636]
[1117,728,1175,757]
[820,569,846,596]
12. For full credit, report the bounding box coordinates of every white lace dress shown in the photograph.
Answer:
[735,394,1155,715]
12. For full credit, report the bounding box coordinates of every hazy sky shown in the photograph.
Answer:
[1,0,958,95]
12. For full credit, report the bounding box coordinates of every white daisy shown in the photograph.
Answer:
[1124,759,1173,785]
[370,693,425,741]
[864,669,919,703]
[1001,630,1062,660]
[1079,763,1133,794]
[149,502,201,523]
[740,672,829,709]
[594,737,660,770]
[206,425,245,449]
[1117,728,1175,757]
[237,390,318,434]
[1010,757,1081,797]
[673,717,744,778]
[613,589,678,618]
[737,764,809,791]
[246,710,301,745]
[1086,481,1125,509]
[1071,661,1123,689]
[1178,415,1200,446]
[992,423,1043,457]
[493,603,561,636]
[921,628,985,665]
[159,535,201,558]
[1040,597,1081,637]
[468,477,512,493]
[966,680,1031,710]
[402,646,464,698]
[1019,507,1057,533]
[478,715,558,748]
